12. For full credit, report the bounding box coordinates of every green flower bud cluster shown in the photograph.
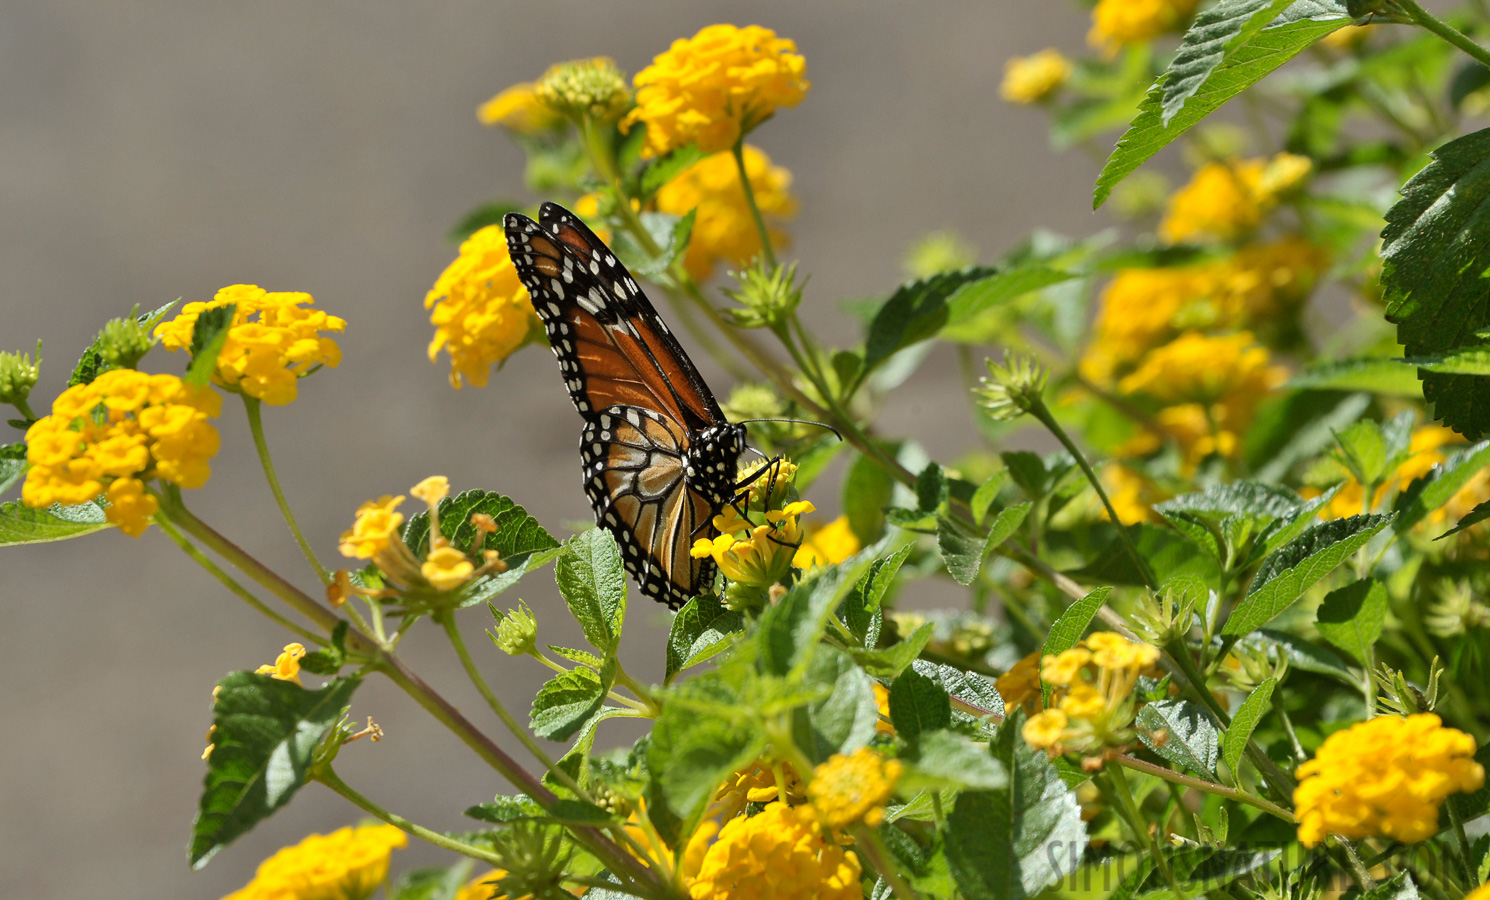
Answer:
[0,341,40,408]
[535,58,631,120]
[491,600,538,656]
[723,259,803,329]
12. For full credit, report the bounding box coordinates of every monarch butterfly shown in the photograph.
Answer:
[504,202,747,609]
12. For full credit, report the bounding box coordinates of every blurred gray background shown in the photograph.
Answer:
[1,3,1101,896]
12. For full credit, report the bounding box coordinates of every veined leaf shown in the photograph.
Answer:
[1395,441,1490,532]
[905,730,1008,792]
[1437,498,1490,539]
[1287,357,1424,396]
[0,497,110,545]
[1,443,27,496]
[1406,346,1490,375]
[185,303,236,386]
[529,664,611,741]
[889,668,952,742]
[1044,587,1113,657]
[844,450,895,543]
[1383,126,1490,438]
[848,622,934,678]
[646,674,765,830]
[1137,700,1220,778]
[665,594,744,683]
[1222,513,1392,636]
[840,544,912,647]
[1315,579,1387,665]
[554,528,626,656]
[1094,2,1350,207]
[1222,677,1276,779]
[190,673,361,867]
[1161,0,1297,126]
[403,489,560,562]
[793,646,880,763]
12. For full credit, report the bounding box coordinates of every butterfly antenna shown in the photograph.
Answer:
[733,417,844,442]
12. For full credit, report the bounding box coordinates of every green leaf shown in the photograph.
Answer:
[639,144,706,197]
[190,673,361,867]
[390,862,474,900]
[943,717,1087,900]
[906,730,1008,792]
[1287,358,1424,396]
[971,470,1009,525]
[840,544,912,646]
[1360,873,1420,900]
[529,664,610,741]
[912,660,1005,721]
[848,622,934,678]
[1406,345,1490,375]
[757,564,855,677]
[1161,0,1297,126]
[665,594,744,683]
[1094,5,1349,208]
[404,489,560,561]
[464,795,545,824]
[889,668,952,742]
[554,528,626,656]
[844,450,895,544]
[1154,481,1302,523]
[0,443,27,496]
[185,303,236,386]
[1223,513,1393,636]
[937,502,1031,587]
[68,300,178,387]
[1395,441,1490,532]
[1137,847,1282,900]
[547,645,604,670]
[1136,699,1220,778]
[1043,587,1113,657]
[1383,126,1490,438]
[0,497,110,545]
[449,201,521,243]
[793,646,879,762]
[1073,523,1220,587]
[1222,677,1276,780]
[1251,392,1372,482]
[1437,498,1490,539]
[1315,579,1387,665]
[916,462,948,512]
[647,675,765,827]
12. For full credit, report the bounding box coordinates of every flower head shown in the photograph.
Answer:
[996,651,1044,714]
[0,342,41,407]
[808,747,902,828]
[1001,49,1072,104]
[154,285,344,405]
[425,225,541,388]
[339,495,406,560]
[22,369,221,535]
[411,475,450,506]
[534,57,630,120]
[222,824,407,900]
[494,600,539,656]
[1294,714,1483,847]
[624,24,809,157]
[422,545,475,591]
[478,82,564,134]
[1026,633,1161,760]
[682,802,861,900]
[1089,0,1200,54]
[793,516,861,568]
[656,146,796,281]
[255,643,307,686]
[1160,160,1266,244]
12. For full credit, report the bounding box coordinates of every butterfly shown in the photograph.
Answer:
[504,202,747,609]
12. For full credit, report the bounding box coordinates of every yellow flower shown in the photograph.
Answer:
[1294,714,1484,847]
[872,682,894,735]
[222,824,407,900]
[1086,632,1160,671]
[736,457,798,508]
[21,369,221,529]
[478,82,564,134]
[1023,709,1071,750]
[691,525,795,587]
[1258,152,1313,201]
[808,747,903,828]
[1061,684,1108,719]
[1309,425,1487,524]
[793,516,861,568]
[339,495,406,559]
[655,145,797,281]
[996,651,1044,714]
[1001,49,1072,104]
[534,57,630,120]
[411,475,450,506]
[624,24,810,157]
[710,760,808,822]
[255,643,307,686]
[454,870,506,900]
[1102,464,1161,525]
[1090,0,1200,53]
[1027,634,1160,758]
[425,225,540,388]
[1160,160,1266,244]
[422,545,475,590]
[1466,884,1490,900]
[1041,648,1091,687]
[155,285,344,406]
[682,802,861,900]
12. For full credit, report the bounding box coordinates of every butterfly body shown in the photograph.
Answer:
[505,203,744,609]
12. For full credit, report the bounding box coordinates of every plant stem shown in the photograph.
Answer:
[153,511,323,644]
[849,822,924,900]
[1103,761,1185,899]
[1445,797,1477,887]
[318,766,505,866]
[730,140,777,269]
[611,659,662,717]
[1113,755,1294,822]
[438,611,585,797]
[1398,0,1490,70]
[242,396,330,585]
[1330,836,1377,891]
[1027,397,1157,591]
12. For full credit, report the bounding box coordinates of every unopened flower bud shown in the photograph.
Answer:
[723,259,804,329]
[975,352,1048,421]
[98,314,152,370]
[0,341,41,408]
[535,57,630,120]
[493,600,538,655]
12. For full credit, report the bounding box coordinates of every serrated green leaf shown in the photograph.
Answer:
[1437,498,1490,539]
[646,675,765,829]
[1154,481,1302,522]
[971,470,1009,525]
[529,664,610,741]
[844,450,895,544]
[1383,126,1490,438]
[889,668,952,742]
[1223,513,1392,636]
[639,144,706,197]
[1044,587,1112,658]
[1139,846,1282,900]
[1287,357,1424,396]
[1073,523,1220,587]
[1395,440,1490,532]
[403,489,560,561]
[464,795,546,824]
[449,201,521,243]
[937,502,1031,587]
[1137,699,1220,778]
[390,862,474,900]
[841,544,912,646]
[848,622,934,678]
[1360,873,1420,900]
[185,304,236,386]
[1332,419,1390,486]
[0,497,110,545]
[1406,345,1490,375]
[916,462,948,513]
[1315,579,1387,664]
[555,528,626,656]
[1161,0,1297,125]
[547,645,604,669]
[1094,6,1349,208]
[943,717,1087,900]
[793,646,879,763]
[912,659,1005,721]
[0,443,27,496]
[906,730,1008,792]
[190,673,361,867]
[665,594,744,683]
[1222,677,1276,779]
[757,564,855,677]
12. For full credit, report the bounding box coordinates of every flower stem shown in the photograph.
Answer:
[1397,0,1490,69]
[1445,796,1477,887]
[153,511,323,645]
[437,611,586,797]
[242,396,331,585]
[730,140,777,269]
[1103,760,1186,900]
[611,658,662,717]
[317,766,505,866]
[1113,755,1294,823]
[849,822,924,900]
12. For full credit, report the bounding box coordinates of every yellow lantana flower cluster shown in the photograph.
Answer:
[808,747,903,828]
[1023,633,1161,762]
[794,515,861,568]
[624,24,810,158]
[425,225,540,388]
[1294,713,1484,847]
[154,284,344,406]
[681,802,861,900]
[1001,49,1073,104]
[338,476,500,598]
[22,369,221,536]
[1160,154,1313,244]
[222,824,407,900]
[692,500,814,597]
[655,145,797,281]
[1090,0,1200,53]
[255,642,307,686]
[1309,425,1490,524]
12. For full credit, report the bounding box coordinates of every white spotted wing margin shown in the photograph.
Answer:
[581,404,717,610]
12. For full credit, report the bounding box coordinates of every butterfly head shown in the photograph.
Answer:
[688,423,748,505]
